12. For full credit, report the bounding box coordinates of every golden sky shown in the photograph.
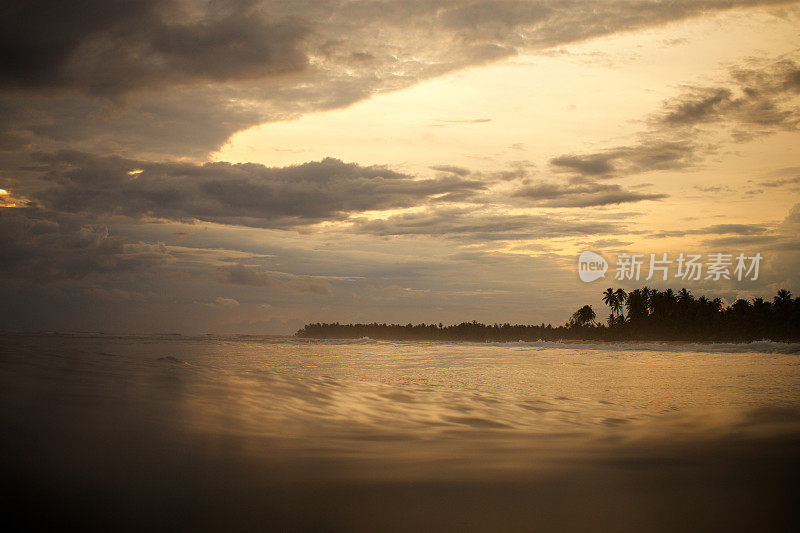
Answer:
[0,1,798,333]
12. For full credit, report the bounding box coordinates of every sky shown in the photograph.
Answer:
[1,0,798,334]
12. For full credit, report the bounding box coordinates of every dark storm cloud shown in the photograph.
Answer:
[549,140,699,179]
[0,88,270,160]
[0,0,795,334]
[0,0,309,95]
[349,208,623,240]
[25,152,484,228]
[513,181,668,207]
[219,264,333,296]
[0,0,791,162]
[0,207,172,280]
[438,1,552,33]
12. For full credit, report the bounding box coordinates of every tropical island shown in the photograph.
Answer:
[296,288,800,343]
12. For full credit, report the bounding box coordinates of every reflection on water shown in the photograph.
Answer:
[1,335,799,531]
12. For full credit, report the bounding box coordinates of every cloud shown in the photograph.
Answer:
[349,208,624,240]
[429,165,472,176]
[0,0,310,95]
[0,207,173,280]
[701,234,785,247]
[513,181,668,207]
[0,0,797,334]
[549,154,615,177]
[214,297,241,309]
[661,87,733,125]
[694,184,731,193]
[576,238,635,249]
[760,176,800,188]
[547,57,800,182]
[24,152,484,228]
[432,118,494,126]
[438,1,552,33]
[220,263,279,287]
[549,140,700,178]
[219,264,333,296]
[656,58,800,133]
[652,223,772,238]
[0,0,791,163]
[84,287,150,303]
[784,203,800,225]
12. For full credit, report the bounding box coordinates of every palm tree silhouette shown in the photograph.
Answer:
[298,287,798,342]
[626,289,648,321]
[601,287,627,326]
[602,288,616,325]
[570,305,597,327]
[775,289,792,305]
[613,289,626,320]
[602,288,615,309]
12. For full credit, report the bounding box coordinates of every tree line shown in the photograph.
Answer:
[295,287,799,343]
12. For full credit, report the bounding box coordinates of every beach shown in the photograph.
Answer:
[1,334,798,531]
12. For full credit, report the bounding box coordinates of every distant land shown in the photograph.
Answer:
[297,288,800,343]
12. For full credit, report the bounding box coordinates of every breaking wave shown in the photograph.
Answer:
[463,339,800,354]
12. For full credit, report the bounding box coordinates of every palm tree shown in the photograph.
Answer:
[602,288,616,327]
[641,286,657,314]
[613,288,626,319]
[570,305,597,327]
[664,288,676,304]
[602,288,628,326]
[625,289,648,321]
[654,288,677,319]
[774,289,792,305]
[602,287,615,309]
[677,288,692,303]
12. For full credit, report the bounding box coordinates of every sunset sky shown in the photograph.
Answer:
[1,0,798,334]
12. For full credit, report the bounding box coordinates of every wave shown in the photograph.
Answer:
[292,337,800,353]
[333,337,379,344]
[7,332,796,353]
[296,337,799,353]
[461,339,800,354]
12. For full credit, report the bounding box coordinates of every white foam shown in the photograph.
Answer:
[460,339,800,354]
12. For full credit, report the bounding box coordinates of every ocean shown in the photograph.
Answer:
[1,334,799,531]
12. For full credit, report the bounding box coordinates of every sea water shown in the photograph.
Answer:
[1,334,798,531]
